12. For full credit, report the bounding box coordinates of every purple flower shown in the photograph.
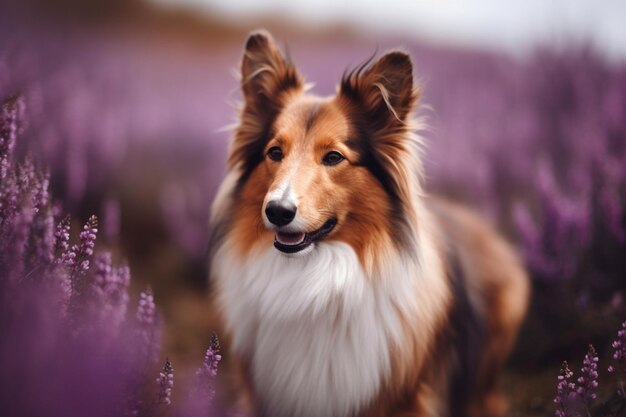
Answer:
[576,345,599,402]
[136,288,160,364]
[178,333,223,417]
[67,215,98,275]
[0,171,19,229]
[55,215,71,264]
[62,215,99,311]
[136,288,156,325]
[92,252,130,332]
[195,333,222,401]
[554,361,577,417]
[609,321,626,373]
[78,215,98,258]
[0,96,24,180]
[156,358,174,406]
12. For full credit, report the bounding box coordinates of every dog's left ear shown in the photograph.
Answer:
[339,52,420,229]
[340,51,418,126]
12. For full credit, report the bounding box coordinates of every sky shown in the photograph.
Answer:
[151,0,626,61]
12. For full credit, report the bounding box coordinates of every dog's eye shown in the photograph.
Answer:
[267,146,284,162]
[322,151,344,166]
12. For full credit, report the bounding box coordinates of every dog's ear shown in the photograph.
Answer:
[340,51,418,126]
[240,30,303,118]
[339,52,421,237]
[230,31,303,172]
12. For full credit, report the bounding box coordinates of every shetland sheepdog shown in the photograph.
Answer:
[209,31,530,417]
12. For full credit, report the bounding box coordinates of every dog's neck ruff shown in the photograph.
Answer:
[214,240,419,417]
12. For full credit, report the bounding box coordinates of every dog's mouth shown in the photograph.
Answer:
[274,218,338,254]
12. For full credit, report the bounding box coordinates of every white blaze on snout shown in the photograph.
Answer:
[263,164,303,230]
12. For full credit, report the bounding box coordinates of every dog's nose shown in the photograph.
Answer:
[265,200,297,227]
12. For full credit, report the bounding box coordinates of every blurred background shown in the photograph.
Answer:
[1,0,625,415]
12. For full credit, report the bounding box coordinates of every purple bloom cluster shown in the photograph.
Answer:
[91,252,130,331]
[608,321,626,374]
[200,334,223,400]
[183,333,223,416]
[67,215,98,274]
[136,288,161,364]
[157,358,175,406]
[576,345,599,401]
[54,215,71,263]
[555,361,576,417]
[197,333,222,381]
[137,288,157,325]
[0,95,24,180]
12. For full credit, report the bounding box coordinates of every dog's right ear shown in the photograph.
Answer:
[230,31,303,172]
[240,31,303,119]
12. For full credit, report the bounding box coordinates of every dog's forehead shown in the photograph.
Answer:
[274,96,350,145]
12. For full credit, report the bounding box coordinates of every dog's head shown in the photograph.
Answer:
[227,31,422,265]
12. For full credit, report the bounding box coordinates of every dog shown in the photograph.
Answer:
[209,30,530,417]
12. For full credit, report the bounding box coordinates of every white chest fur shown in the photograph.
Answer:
[214,241,416,417]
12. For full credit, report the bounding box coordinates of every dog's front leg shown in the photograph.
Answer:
[397,382,444,417]
[229,355,259,417]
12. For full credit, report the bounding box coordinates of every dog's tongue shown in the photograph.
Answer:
[275,232,305,246]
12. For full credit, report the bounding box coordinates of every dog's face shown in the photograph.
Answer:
[227,31,420,264]
[259,96,354,255]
